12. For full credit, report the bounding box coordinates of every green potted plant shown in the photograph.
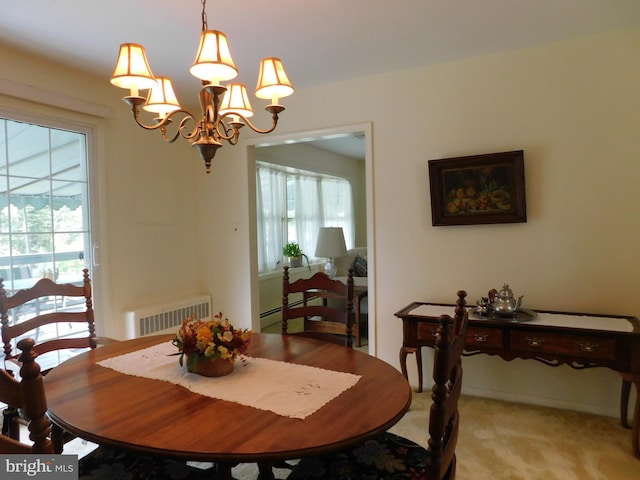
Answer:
[283,242,306,267]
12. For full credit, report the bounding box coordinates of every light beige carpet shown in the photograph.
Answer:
[388,393,640,480]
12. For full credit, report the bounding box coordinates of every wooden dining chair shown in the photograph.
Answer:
[0,268,100,371]
[0,268,116,452]
[0,337,221,478]
[287,290,469,480]
[282,266,355,348]
[0,337,54,454]
[267,267,357,476]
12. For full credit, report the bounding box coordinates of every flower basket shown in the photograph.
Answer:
[187,355,235,377]
[172,312,252,377]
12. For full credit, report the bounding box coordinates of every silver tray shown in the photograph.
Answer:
[470,308,537,323]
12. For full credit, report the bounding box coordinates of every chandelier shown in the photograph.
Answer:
[110,0,294,173]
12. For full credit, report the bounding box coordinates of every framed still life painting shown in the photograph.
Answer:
[428,150,526,226]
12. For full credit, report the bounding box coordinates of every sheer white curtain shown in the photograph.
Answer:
[256,164,285,272]
[321,179,355,249]
[256,162,355,272]
[294,175,321,259]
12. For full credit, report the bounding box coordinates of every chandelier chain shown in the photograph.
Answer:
[201,0,208,31]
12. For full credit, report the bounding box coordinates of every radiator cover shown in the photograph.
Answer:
[124,294,212,338]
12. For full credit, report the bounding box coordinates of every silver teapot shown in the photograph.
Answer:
[489,283,523,316]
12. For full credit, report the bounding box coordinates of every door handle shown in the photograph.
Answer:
[92,243,100,268]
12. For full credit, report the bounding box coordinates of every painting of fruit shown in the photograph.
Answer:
[444,166,513,215]
[428,150,526,226]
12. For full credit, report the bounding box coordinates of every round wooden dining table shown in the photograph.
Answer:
[44,333,412,479]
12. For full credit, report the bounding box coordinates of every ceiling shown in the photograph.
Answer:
[306,134,366,159]
[1,0,639,103]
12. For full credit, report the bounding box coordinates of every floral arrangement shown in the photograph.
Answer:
[172,312,252,371]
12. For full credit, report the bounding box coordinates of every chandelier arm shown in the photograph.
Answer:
[164,115,202,143]
[217,123,241,145]
[129,105,202,143]
[214,116,237,141]
[130,106,196,132]
[217,108,283,139]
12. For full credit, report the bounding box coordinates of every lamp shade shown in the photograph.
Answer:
[190,30,238,84]
[110,43,157,93]
[255,57,294,104]
[219,83,254,118]
[143,76,181,116]
[315,227,347,259]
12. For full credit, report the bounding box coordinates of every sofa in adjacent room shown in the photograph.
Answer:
[334,248,368,346]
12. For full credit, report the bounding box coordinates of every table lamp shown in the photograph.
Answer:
[315,227,347,278]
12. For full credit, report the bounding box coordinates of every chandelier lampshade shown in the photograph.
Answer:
[190,30,238,84]
[110,43,157,95]
[219,84,254,118]
[110,0,293,174]
[143,77,181,116]
[255,57,294,105]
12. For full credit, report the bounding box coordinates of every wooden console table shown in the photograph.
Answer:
[395,301,640,458]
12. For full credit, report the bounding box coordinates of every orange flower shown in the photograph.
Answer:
[196,324,213,345]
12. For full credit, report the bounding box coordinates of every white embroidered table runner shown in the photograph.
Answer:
[97,342,361,420]
[408,304,633,332]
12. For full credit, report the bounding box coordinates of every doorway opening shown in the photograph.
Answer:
[245,123,375,354]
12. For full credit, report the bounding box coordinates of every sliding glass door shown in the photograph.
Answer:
[0,116,95,366]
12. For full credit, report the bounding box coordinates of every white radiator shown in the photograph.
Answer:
[124,294,212,338]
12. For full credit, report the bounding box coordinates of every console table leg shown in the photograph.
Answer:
[400,347,410,380]
[400,347,424,393]
[621,379,632,429]
[632,379,640,458]
[416,347,423,394]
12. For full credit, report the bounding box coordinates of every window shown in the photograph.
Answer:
[256,161,354,272]
[0,117,94,368]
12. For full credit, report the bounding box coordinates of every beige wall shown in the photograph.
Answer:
[1,27,639,416]
[202,27,640,416]
[0,43,202,339]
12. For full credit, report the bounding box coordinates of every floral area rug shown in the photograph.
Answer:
[73,443,295,480]
[78,446,214,479]
[286,431,432,479]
